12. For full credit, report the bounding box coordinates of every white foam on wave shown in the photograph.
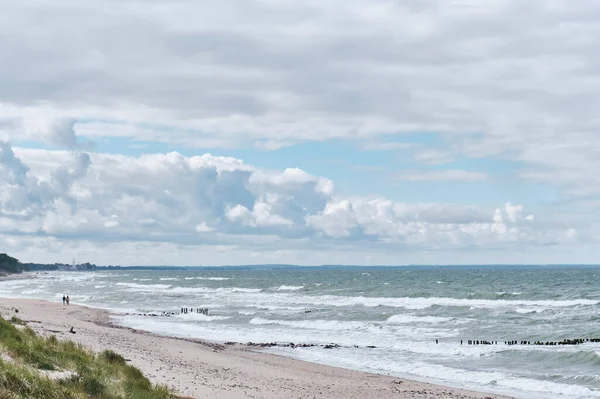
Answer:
[115,282,171,291]
[133,278,153,281]
[167,286,261,294]
[287,294,600,310]
[387,314,458,324]
[514,308,539,314]
[175,313,230,322]
[159,277,178,281]
[196,277,230,281]
[275,285,304,291]
[254,305,305,312]
[238,310,257,316]
[215,287,262,293]
[22,288,46,295]
[390,341,501,357]
[168,276,230,281]
[168,286,212,294]
[249,317,393,334]
[50,273,97,283]
[400,362,600,399]
[242,319,397,345]
[281,348,600,399]
[68,295,92,302]
[116,316,353,346]
[154,285,600,314]
[0,280,27,289]
[94,272,127,278]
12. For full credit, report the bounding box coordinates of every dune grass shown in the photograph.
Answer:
[0,315,175,399]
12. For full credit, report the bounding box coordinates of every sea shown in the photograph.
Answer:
[1,265,600,399]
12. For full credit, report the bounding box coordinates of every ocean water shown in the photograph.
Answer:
[1,266,600,399]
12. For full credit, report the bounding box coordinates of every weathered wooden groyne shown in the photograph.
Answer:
[225,341,376,350]
[124,307,210,317]
[180,307,209,315]
[436,338,600,346]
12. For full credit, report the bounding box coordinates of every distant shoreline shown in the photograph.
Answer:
[0,271,36,281]
[9,263,600,272]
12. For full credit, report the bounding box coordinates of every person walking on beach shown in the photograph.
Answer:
[62,295,66,305]
[66,295,70,305]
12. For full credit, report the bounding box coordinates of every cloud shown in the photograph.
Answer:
[0,146,571,257]
[1,1,599,264]
[195,222,215,233]
[0,0,598,197]
[360,142,415,151]
[394,169,488,182]
[0,141,91,219]
[413,150,455,165]
[0,110,95,150]
[305,199,546,248]
[45,119,95,150]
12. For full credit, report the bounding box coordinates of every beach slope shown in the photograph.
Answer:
[0,298,512,399]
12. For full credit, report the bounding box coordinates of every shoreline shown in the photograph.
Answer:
[0,271,37,281]
[0,297,514,399]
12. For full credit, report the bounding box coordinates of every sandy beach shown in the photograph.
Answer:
[0,297,513,399]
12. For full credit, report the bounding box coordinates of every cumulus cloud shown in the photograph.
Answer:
[305,199,544,248]
[0,146,569,257]
[0,111,94,150]
[0,141,90,219]
[44,119,95,150]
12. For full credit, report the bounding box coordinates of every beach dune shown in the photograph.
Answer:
[0,298,512,399]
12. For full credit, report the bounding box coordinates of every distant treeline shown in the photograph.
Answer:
[0,254,23,274]
[23,262,97,271]
[0,253,98,275]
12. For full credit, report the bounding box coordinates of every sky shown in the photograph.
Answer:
[1,0,599,266]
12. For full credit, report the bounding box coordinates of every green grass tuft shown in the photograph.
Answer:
[0,315,175,399]
[47,335,59,345]
[0,389,19,399]
[0,318,22,343]
[100,350,126,365]
[82,375,106,397]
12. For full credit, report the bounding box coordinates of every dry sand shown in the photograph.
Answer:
[0,298,514,399]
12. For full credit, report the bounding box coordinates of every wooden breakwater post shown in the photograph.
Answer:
[129,308,210,317]
[439,338,600,346]
[179,307,209,315]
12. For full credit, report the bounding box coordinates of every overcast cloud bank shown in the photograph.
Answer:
[1,0,598,265]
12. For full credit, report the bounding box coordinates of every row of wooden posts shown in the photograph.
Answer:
[180,307,209,315]
[435,338,600,346]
